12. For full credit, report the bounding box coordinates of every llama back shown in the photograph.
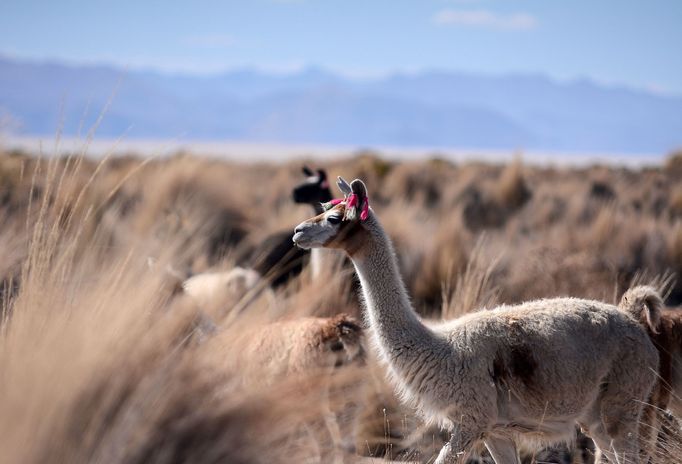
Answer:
[440,298,658,417]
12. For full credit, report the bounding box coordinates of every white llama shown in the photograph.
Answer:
[292,176,660,464]
[182,267,263,306]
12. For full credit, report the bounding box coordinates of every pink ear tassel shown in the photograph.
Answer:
[343,194,357,221]
[326,195,369,221]
[360,197,370,221]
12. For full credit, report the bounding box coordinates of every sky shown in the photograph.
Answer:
[1,0,682,94]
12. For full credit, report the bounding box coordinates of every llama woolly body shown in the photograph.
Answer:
[354,216,657,444]
[293,177,659,463]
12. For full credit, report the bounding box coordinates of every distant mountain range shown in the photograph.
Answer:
[1,56,681,153]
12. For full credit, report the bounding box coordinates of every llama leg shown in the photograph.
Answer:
[484,436,519,464]
[638,402,663,463]
[576,428,598,464]
[605,425,641,464]
[434,425,482,464]
[588,428,616,464]
[589,421,640,464]
[590,361,655,464]
[610,438,640,464]
[601,403,645,463]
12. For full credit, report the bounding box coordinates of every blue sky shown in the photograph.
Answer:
[1,0,681,94]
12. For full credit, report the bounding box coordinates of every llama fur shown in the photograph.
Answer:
[209,313,366,459]
[619,286,682,459]
[182,267,263,307]
[230,314,365,379]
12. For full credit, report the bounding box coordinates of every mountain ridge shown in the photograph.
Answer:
[1,56,680,153]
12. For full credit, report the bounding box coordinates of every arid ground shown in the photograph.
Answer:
[0,145,681,463]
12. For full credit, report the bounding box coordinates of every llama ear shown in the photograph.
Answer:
[302,166,314,177]
[317,169,327,182]
[350,179,368,201]
[337,176,352,195]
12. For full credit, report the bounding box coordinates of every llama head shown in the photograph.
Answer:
[292,177,370,253]
[292,166,332,207]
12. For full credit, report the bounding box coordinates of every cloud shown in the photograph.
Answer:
[182,34,235,49]
[433,9,537,30]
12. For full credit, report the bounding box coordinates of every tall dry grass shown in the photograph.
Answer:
[0,145,681,463]
[0,151,363,464]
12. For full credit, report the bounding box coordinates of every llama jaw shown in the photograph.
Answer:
[293,204,346,249]
[292,221,334,249]
[292,230,313,249]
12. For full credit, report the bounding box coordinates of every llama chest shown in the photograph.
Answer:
[377,337,472,426]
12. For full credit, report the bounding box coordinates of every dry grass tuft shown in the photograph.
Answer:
[493,156,532,210]
[441,237,501,319]
[665,148,682,177]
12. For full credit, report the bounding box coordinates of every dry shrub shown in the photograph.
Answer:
[458,159,531,232]
[412,216,470,313]
[0,153,364,464]
[123,157,251,265]
[348,151,394,186]
[493,157,531,210]
[670,185,682,220]
[382,159,455,209]
[377,199,469,313]
[441,237,501,319]
[589,203,619,248]
[461,186,512,231]
[669,223,682,303]
[588,180,616,202]
[665,148,682,177]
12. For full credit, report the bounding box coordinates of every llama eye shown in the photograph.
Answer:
[327,215,341,225]
[330,341,344,352]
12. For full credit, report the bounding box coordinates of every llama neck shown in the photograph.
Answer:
[310,248,334,281]
[350,215,444,373]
